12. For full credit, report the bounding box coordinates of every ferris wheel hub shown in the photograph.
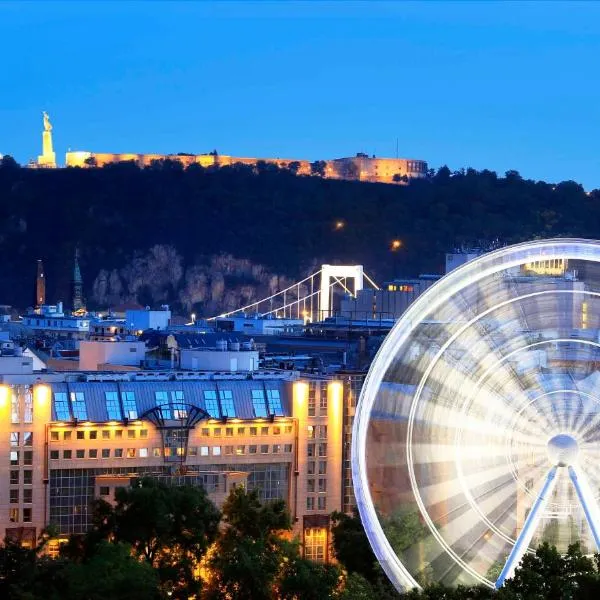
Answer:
[547,434,579,467]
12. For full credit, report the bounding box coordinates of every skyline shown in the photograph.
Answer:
[2,1,600,187]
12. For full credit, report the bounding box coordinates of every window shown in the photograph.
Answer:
[172,391,187,419]
[266,389,284,416]
[128,430,136,439]
[77,431,85,440]
[318,443,327,457]
[213,446,221,456]
[219,390,235,417]
[284,425,293,434]
[307,479,315,493]
[11,390,19,423]
[153,448,161,457]
[127,448,136,458]
[272,444,280,453]
[89,430,97,440]
[140,429,148,438]
[307,443,315,457]
[122,391,138,419]
[201,428,210,436]
[249,445,257,454]
[63,431,71,441]
[10,432,19,446]
[102,449,110,458]
[102,430,110,439]
[155,391,170,418]
[213,427,221,437]
[307,426,315,439]
[76,449,85,459]
[9,508,18,523]
[10,451,19,465]
[54,392,70,420]
[260,444,269,454]
[319,383,328,412]
[284,444,292,453]
[99,487,110,497]
[307,461,315,475]
[115,430,123,439]
[50,450,59,460]
[10,489,19,503]
[24,451,32,466]
[252,389,268,417]
[23,489,32,503]
[308,383,316,417]
[10,470,19,484]
[115,449,123,458]
[203,390,220,418]
[226,427,234,437]
[273,426,281,435]
[318,461,327,475]
[51,431,59,441]
[71,392,88,420]
[304,527,327,562]
[105,391,121,420]
[237,427,245,435]
[23,508,32,522]
[63,450,72,459]
[318,478,327,493]
[317,496,326,511]
[236,445,245,455]
[250,427,257,436]
[200,446,209,456]
[89,449,98,459]
[306,497,315,511]
[139,448,148,458]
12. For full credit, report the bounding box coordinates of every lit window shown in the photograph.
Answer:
[139,448,148,458]
[11,390,19,424]
[172,390,187,419]
[10,450,18,465]
[273,427,281,435]
[70,392,87,420]
[200,446,209,456]
[54,392,70,421]
[9,508,18,523]
[155,391,170,418]
[127,448,136,458]
[153,448,161,457]
[10,432,19,446]
[212,446,221,456]
[308,383,316,417]
[219,390,235,417]
[307,426,315,439]
[304,527,327,562]
[23,389,33,423]
[105,391,121,420]
[203,390,220,418]
[266,389,284,416]
[236,445,245,455]
[252,389,268,417]
[122,391,138,419]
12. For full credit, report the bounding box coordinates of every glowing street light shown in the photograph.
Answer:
[334,220,345,231]
[390,239,402,251]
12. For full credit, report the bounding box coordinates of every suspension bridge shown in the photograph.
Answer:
[209,264,379,322]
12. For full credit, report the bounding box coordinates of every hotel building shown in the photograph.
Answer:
[0,369,361,562]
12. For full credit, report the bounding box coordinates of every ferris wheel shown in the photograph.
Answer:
[352,239,600,591]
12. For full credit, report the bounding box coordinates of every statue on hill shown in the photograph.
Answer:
[43,111,52,132]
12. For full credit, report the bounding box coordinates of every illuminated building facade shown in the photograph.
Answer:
[0,371,354,561]
[65,150,427,184]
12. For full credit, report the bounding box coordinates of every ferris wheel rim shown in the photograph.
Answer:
[352,238,600,592]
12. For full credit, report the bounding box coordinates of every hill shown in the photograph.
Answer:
[0,157,597,315]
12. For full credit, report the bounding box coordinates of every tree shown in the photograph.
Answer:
[205,486,292,600]
[310,160,327,176]
[106,477,220,598]
[63,541,160,600]
[287,161,301,175]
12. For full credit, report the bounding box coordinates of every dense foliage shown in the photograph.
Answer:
[0,156,598,313]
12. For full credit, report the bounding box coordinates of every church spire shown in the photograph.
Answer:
[73,248,84,312]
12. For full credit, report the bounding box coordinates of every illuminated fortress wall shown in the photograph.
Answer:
[65,151,428,184]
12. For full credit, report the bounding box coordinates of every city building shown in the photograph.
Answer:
[0,369,361,561]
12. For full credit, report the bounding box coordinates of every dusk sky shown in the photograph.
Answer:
[2,1,600,188]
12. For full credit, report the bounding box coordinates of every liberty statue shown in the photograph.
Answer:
[43,111,52,132]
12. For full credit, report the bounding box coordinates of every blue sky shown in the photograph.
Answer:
[2,1,600,188]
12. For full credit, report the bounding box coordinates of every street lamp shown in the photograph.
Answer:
[334,220,345,231]
[390,239,402,251]
[390,239,403,278]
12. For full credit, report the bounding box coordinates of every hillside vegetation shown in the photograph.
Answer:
[0,156,597,314]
